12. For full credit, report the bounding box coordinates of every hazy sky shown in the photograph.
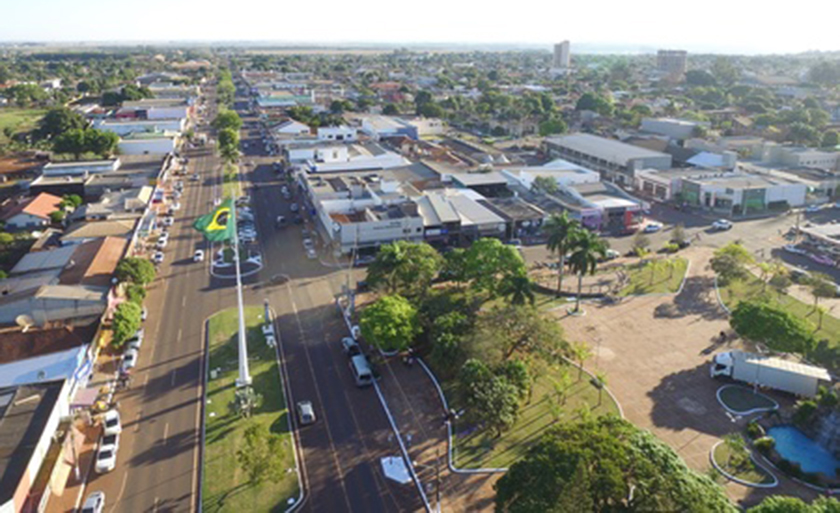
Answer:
[2,0,839,54]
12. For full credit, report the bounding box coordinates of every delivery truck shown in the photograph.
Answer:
[710,351,831,398]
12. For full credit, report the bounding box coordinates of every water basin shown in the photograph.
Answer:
[767,425,840,476]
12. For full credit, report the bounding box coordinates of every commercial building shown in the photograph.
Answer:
[120,98,193,120]
[93,118,186,136]
[553,41,571,69]
[285,141,408,173]
[500,158,602,190]
[117,133,178,155]
[641,117,708,141]
[657,50,688,76]
[349,114,446,140]
[544,133,672,185]
[41,159,120,177]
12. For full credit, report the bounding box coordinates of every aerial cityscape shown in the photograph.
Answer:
[1,6,840,513]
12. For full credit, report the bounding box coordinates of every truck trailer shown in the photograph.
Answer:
[710,351,831,398]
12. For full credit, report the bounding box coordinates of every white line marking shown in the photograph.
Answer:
[182,296,187,307]
[171,369,177,386]
[178,328,183,342]
[163,423,169,444]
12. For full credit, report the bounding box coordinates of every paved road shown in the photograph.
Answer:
[233,98,424,512]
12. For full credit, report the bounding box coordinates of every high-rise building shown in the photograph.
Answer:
[657,50,688,76]
[553,41,571,69]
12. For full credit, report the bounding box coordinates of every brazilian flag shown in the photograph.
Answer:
[193,198,235,242]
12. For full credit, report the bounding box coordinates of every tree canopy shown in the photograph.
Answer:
[212,110,243,132]
[112,301,142,346]
[710,242,754,283]
[38,108,87,139]
[115,257,157,285]
[494,416,735,513]
[748,496,840,513]
[366,241,443,297]
[359,295,420,353]
[458,238,527,297]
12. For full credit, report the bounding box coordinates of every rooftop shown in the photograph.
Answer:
[0,380,65,506]
[0,193,63,222]
[0,323,97,364]
[545,133,671,163]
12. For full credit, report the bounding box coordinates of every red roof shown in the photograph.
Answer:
[0,193,63,222]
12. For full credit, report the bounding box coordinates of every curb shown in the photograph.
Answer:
[709,441,779,489]
[715,385,779,416]
[714,275,732,316]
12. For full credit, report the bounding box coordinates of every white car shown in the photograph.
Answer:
[306,247,317,260]
[643,222,663,233]
[156,237,168,249]
[95,435,118,473]
[342,337,361,356]
[783,244,808,256]
[102,410,121,435]
[194,249,205,262]
[302,238,314,250]
[805,205,822,213]
[126,335,143,351]
[603,249,621,261]
[296,400,316,425]
[171,202,181,211]
[350,325,362,341]
[141,306,148,322]
[711,219,733,231]
[163,216,174,227]
[80,491,105,513]
[152,252,165,264]
[121,348,138,372]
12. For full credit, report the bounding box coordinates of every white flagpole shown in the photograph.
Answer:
[232,194,251,387]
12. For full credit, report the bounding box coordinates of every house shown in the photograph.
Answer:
[0,193,63,230]
[0,284,110,327]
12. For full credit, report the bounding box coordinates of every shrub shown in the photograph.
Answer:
[777,458,803,479]
[792,400,818,427]
[662,242,679,254]
[745,421,763,440]
[753,436,775,455]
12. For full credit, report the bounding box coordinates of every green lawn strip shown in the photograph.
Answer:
[719,275,840,362]
[222,164,241,200]
[712,442,775,485]
[449,364,620,469]
[0,108,46,144]
[202,306,298,513]
[618,257,687,296]
[718,386,776,413]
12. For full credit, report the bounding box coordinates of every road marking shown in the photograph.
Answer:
[182,296,187,307]
[153,497,160,513]
[163,423,169,444]
[171,369,177,386]
[135,411,142,433]
[178,328,183,342]
[108,472,130,513]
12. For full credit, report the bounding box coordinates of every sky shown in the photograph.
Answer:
[2,0,840,55]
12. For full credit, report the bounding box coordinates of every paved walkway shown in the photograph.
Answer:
[552,246,816,508]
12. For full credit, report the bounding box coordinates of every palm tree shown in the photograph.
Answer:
[500,272,536,306]
[568,229,607,313]
[543,212,581,297]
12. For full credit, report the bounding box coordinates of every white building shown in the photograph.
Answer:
[118,135,178,155]
[273,119,311,136]
[41,159,120,177]
[285,142,408,173]
[94,118,185,136]
[641,117,709,141]
[317,126,358,142]
[553,41,571,69]
[500,158,601,190]
[760,143,840,170]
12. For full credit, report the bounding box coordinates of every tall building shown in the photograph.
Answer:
[553,41,571,69]
[657,50,688,76]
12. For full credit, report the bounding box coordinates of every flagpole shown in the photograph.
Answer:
[233,181,251,388]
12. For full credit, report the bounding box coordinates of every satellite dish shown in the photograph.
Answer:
[16,314,35,332]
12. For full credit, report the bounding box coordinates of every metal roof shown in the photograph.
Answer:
[545,133,671,164]
[735,351,831,381]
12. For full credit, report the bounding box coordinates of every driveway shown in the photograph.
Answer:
[551,246,816,508]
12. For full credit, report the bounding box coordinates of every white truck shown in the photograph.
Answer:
[710,351,831,398]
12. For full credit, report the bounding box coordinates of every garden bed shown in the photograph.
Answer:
[717,385,778,415]
[711,441,777,487]
[617,257,688,296]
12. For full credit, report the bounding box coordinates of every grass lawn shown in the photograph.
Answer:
[713,442,775,485]
[222,164,241,200]
[448,364,620,469]
[719,274,840,371]
[202,306,298,513]
[618,257,688,296]
[0,108,47,145]
[718,385,777,413]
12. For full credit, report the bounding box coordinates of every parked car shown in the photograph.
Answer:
[163,216,174,227]
[805,205,822,213]
[141,306,148,322]
[643,222,663,233]
[342,337,361,356]
[121,348,139,372]
[711,219,733,231]
[290,202,299,213]
[156,236,168,249]
[152,252,165,264]
[302,238,314,250]
[601,249,621,261]
[275,215,286,228]
[95,439,117,473]
[126,335,143,351]
[80,491,105,513]
[102,410,121,435]
[350,325,362,341]
[194,250,205,262]
[809,253,835,266]
[190,173,200,182]
[296,400,316,425]
[783,244,808,256]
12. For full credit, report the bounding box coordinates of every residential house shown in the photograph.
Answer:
[0,193,63,230]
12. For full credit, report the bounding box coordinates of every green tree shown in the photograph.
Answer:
[711,57,740,86]
[499,272,536,306]
[382,103,399,115]
[494,416,735,513]
[115,257,157,285]
[721,433,750,471]
[217,127,240,163]
[822,130,840,148]
[543,212,580,297]
[112,301,142,346]
[531,176,558,195]
[359,295,420,353]
[568,229,607,313]
[48,210,65,224]
[212,110,243,132]
[575,92,613,116]
[788,122,820,146]
[125,283,146,304]
[37,108,86,139]
[730,300,814,354]
[805,272,836,312]
[570,342,592,381]
[686,69,718,87]
[538,117,567,136]
[52,128,87,159]
[236,423,286,485]
[63,194,83,208]
[747,496,822,513]
[461,238,526,297]
[474,304,567,362]
[366,241,443,298]
[632,231,650,256]
[671,223,687,246]
[459,360,520,438]
[85,129,119,157]
[710,242,754,283]
[100,91,123,107]
[0,232,14,245]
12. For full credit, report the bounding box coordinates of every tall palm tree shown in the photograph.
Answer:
[568,229,607,313]
[500,272,536,306]
[543,212,581,297]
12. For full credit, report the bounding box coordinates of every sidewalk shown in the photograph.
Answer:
[379,359,500,512]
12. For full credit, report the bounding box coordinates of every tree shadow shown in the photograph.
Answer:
[653,274,728,321]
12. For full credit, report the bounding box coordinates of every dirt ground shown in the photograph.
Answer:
[552,246,816,508]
